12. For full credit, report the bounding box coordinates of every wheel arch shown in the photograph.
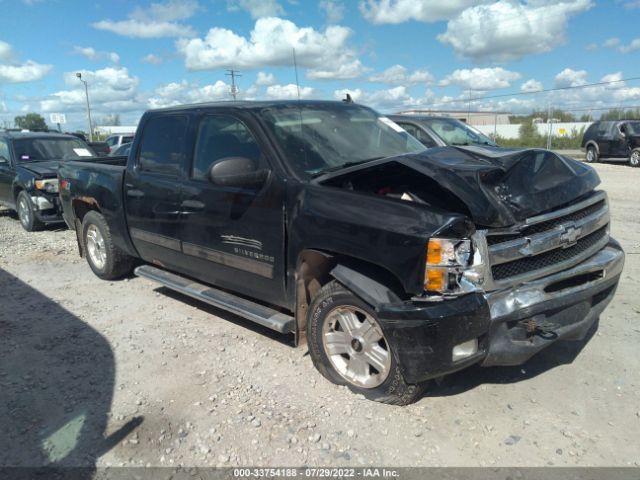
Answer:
[294,249,406,345]
[585,140,600,154]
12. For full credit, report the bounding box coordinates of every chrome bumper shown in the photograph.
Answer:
[482,240,624,366]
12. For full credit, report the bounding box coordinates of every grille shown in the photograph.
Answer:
[491,226,608,281]
[486,199,606,246]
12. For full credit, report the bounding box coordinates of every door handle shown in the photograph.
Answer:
[126,189,145,198]
[180,199,205,212]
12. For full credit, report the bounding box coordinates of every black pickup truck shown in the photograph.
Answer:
[58,101,624,405]
[0,131,98,231]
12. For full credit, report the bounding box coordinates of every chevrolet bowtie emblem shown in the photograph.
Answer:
[559,223,581,248]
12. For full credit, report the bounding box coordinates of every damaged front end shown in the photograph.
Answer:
[314,146,624,380]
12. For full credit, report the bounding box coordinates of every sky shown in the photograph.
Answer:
[0,0,639,131]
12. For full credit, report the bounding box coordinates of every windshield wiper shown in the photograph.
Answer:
[311,157,384,177]
[451,142,470,146]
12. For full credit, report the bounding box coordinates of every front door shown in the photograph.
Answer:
[177,113,287,307]
[124,113,192,271]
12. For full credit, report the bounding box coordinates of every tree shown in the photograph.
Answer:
[14,113,48,131]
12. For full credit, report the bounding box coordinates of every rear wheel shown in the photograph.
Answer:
[82,211,135,280]
[629,148,640,168]
[16,191,44,232]
[307,280,425,405]
[585,146,598,163]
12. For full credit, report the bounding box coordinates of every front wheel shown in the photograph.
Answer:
[307,280,425,405]
[629,148,640,168]
[585,146,598,163]
[82,211,135,280]
[16,191,44,232]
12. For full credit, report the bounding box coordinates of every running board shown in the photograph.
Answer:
[134,265,295,333]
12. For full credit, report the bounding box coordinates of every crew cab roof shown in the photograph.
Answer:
[147,99,364,114]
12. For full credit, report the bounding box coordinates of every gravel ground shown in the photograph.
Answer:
[0,162,639,469]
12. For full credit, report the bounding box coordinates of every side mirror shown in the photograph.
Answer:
[208,157,269,187]
[0,156,8,165]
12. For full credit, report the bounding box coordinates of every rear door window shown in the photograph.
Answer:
[138,115,189,176]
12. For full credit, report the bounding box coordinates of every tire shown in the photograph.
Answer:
[81,210,135,280]
[307,280,425,405]
[629,148,640,168]
[16,190,44,232]
[585,145,598,163]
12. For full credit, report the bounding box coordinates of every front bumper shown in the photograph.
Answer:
[377,240,625,384]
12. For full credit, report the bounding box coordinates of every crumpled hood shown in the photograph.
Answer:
[18,160,62,177]
[319,146,600,228]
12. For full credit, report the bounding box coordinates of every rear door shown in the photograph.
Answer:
[596,122,613,155]
[0,138,14,205]
[124,113,192,271]
[176,112,287,307]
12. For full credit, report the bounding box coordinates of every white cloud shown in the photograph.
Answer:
[73,46,120,63]
[266,83,314,99]
[176,17,366,80]
[142,53,163,64]
[439,67,520,90]
[0,41,11,61]
[555,68,588,87]
[585,42,597,51]
[334,85,418,110]
[520,79,543,92]
[255,71,276,86]
[359,0,485,24]
[603,37,620,48]
[368,64,434,85]
[619,38,640,53]
[93,0,197,38]
[41,67,141,113]
[438,0,594,62]
[227,0,285,19]
[600,72,625,89]
[0,61,52,83]
[320,1,345,23]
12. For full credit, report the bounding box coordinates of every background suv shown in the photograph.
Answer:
[388,115,498,148]
[581,120,640,167]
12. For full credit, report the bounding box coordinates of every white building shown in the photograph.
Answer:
[395,110,512,126]
[94,125,137,136]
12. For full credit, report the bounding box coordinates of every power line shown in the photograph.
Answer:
[423,76,640,107]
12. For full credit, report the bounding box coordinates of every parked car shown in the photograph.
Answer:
[581,120,640,167]
[388,114,498,148]
[110,142,132,157]
[58,101,624,405]
[106,134,134,152]
[0,131,97,231]
[67,132,111,156]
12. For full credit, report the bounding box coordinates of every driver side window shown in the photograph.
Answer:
[192,115,262,181]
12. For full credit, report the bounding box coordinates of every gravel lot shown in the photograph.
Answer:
[1,162,639,469]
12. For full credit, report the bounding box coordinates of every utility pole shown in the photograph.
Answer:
[226,69,241,101]
[546,101,553,150]
[76,72,93,141]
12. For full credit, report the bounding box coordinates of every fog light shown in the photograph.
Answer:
[452,338,478,362]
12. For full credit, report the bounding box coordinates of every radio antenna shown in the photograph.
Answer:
[292,48,301,101]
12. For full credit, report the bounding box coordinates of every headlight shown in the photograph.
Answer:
[35,179,59,193]
[425,238,473,294]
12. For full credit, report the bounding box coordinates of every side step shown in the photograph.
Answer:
[134,265,295,334]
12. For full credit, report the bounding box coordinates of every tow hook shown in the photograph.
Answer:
[518,316,561,341]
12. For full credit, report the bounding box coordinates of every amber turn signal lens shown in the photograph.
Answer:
[425,268,446,292]
[426,239,442,265]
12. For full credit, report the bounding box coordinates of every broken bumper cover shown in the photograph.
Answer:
[31,193,64,224]
[376,240,624,384]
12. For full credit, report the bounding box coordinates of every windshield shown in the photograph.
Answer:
[260,104,426,178]
[421,117,496,147]
[625,121,640,135]
[13,137,96,162]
